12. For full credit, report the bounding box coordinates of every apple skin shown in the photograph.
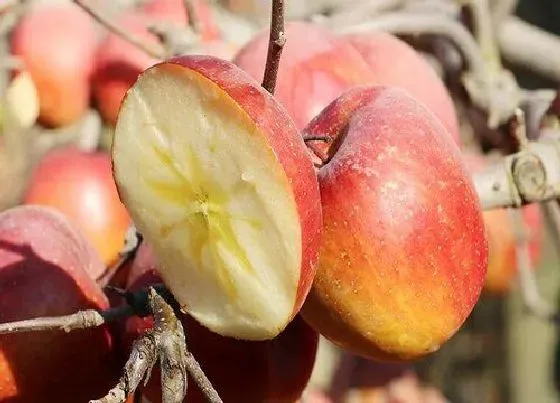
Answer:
[233,21,376,130]
[23,146,131,273]
[118,55,323,323]
[93,13,162,126]
[0,205,120,402]
[343,32,461,145]
[462,151,543,295]
[10,3,97,128]
[301,86,488,361]
[122,242,319,403]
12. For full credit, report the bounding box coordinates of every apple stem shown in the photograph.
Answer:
[73,0,165,60]
[303,135,332,143]
[183,0,201,35]
[261,0,286,94]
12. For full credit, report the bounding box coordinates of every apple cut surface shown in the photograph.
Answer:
[112,55,322,341]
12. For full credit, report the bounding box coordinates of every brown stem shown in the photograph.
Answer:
[261,0,286,94]
[73,0,164,59]
[97,226,143,288]
[303,135,332,143]
[183,0,201,34]
[185,351,223,403]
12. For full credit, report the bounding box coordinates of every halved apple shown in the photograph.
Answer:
[112,55,322,341]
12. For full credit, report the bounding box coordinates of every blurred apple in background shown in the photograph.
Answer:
[462,150,543,295]
[342,32,461,145]
[0,205,120,402]
[23,146,131,273]
[234,21,376,130]
[10,2,98,128]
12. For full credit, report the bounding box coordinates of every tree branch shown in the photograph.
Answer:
[73,0,164,59]
[498,17,560,84]
[261,0,286,94]
[472,130,560,210]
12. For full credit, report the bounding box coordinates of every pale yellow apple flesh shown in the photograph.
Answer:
[112,64,302,340]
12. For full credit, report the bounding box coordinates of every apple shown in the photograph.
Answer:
[111,55,322,340]
[123,243,319,403]
[342,32,461,145]
[233,21,376,130]
[92,12,163,126]
[10,2,97,128]
[0,205,120,401]
[23,146,131,272]
[93,11,235,126]
[141,0,221,41]
[300,86,488,361]
[462,150,543,295]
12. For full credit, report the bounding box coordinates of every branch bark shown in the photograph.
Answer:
[261,0,286,94]
[473,130,560,210]
[498,17,560,84]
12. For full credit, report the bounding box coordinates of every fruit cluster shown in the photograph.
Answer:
[0,0,544,402]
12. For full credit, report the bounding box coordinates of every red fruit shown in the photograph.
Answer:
[233,21,376,130]
[23,147,131,272]
[123,243,319,403]
[10,3,97,127]
[0,205,120,402]
[301,86,488,361]
[93,13,162,126]
[343,32,461,145]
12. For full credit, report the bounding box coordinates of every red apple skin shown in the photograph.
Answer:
[343,32,461,145]
[10,3,97,127]
[93,13,162,126]
[123,243,319,403]
[125,55,323,318]
[462,151,543,295]
[233,21,377,130]
[0,205,120,402]
[23,147,131,273]
[301,86,488,361]
[141,0,221,41]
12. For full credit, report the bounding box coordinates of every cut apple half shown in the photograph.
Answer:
[112,55,322,340]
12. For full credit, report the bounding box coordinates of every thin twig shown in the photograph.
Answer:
[183,0,200,34]
[185,351,223,403]
[261,0,285,94]
[97,226,143,288]
[0,305,134,334]
[73,0,164,59]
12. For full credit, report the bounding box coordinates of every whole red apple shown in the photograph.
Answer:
[301,86,488,361]
[0,205,120,402]
[122,242,319,403]
[343,32,461,145]
[233,21,376,130]
[462,150,543,295]
[10,3,98,128]
[23,146,131,273]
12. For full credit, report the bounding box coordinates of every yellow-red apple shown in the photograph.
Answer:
[23,146,131,272]
[301,86,488,361]
[112,55,322,340]
[343,32,461,145]
[462,150,543,295]
[0,205,120,401]
[10,3,97,128]
[122,243,319,403]
[233,21,376,130]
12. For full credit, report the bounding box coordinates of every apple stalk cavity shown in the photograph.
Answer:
[112,55,322,341]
